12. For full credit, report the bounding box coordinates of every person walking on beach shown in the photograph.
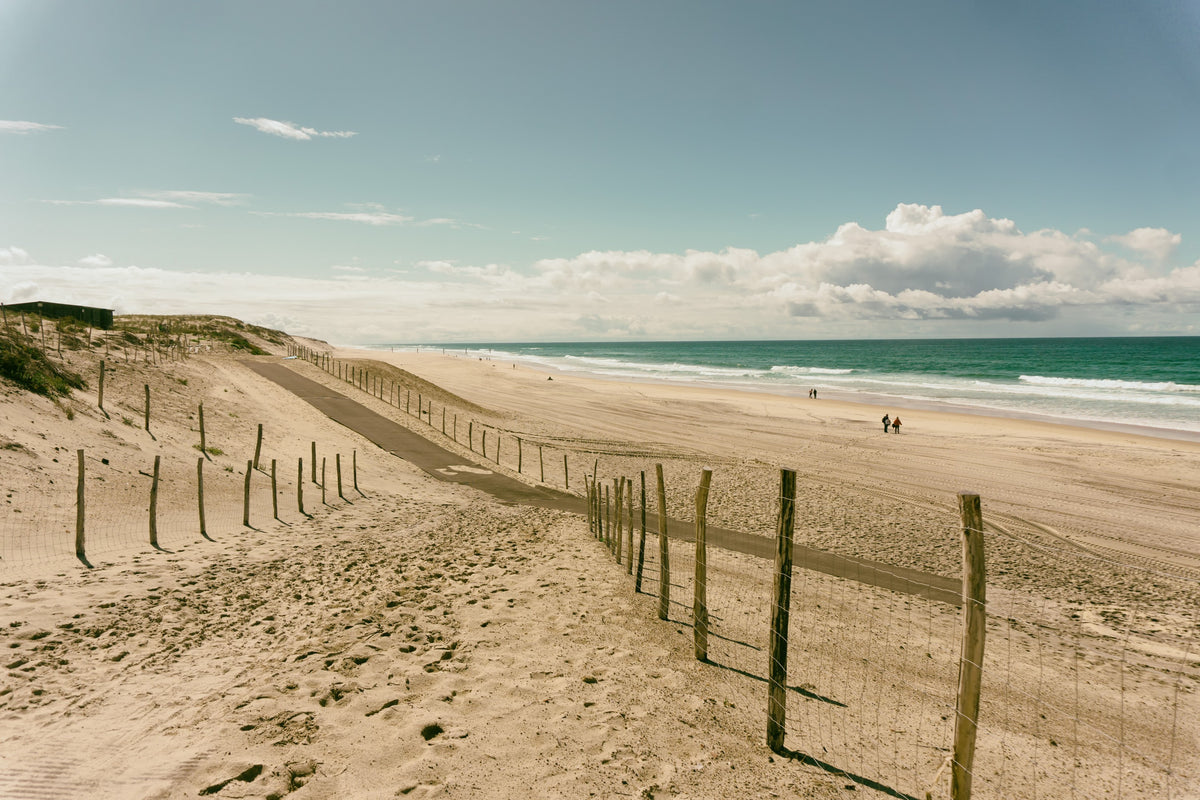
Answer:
[882,413,890,433]
[891,416,901,434]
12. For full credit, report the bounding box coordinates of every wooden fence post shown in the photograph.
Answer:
[242,460,252,527]
[353,449,359,494]
[253,423,263,470]
[75,449,86,560]
[143,384,151,433]
[563,454,569,491]
[321,458,327,505]
[539,445,544,483]
[97,360,105,411]
[336,453,344,500]
[767,468,797,753]
[271,459,278,520]
[604,485,611,547]
[694,468,712,661]
[627,479,635,576]
[468,421,474,451]
[311,442,317,483]
[614,478,625,563]
[197,457,207,537]
[297,458,305,515]
[453,414,458,442]
[584,476,593,533]
[198,403,206,455]
[442,407,446,435]
[516,437,522,474]
[952,492,987,800]
[149,455,161,547]
[635,471,647,590]
[656,464,670,621]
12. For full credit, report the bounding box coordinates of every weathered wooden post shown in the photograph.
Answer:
[149,455,161,547]
[321,458,327,504]
[336,453,344,500]
[253,423,263,470]
[297,458,305,515]
[952,492,987,800]
[539,445,544,483]
[97,360,105,411]
[271,459,278,520]
[75,449,86,560]
[353,449,359,494]
[442,407,446,435]
[453,414,458,442]
[198,403,206,455]
[468,421,474,451]
[767,468,797,753]
[242,460,252,527]
[656,464,670,621]
[516,437,522,474]
[604,485,611,547]
[563,454,569,491]
[197,457,207,538]
[584,475,593,533]
[635,471,647,591]
[694,468,712,661]
[144,384,151,433]
[614,477,624,563]
[627,479,635,576]
[482,429,488,460]
[311,442,317,483]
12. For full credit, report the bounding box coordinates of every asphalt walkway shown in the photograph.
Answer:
[246,360,960,606]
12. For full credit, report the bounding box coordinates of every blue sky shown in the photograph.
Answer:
[2,1,1199,342]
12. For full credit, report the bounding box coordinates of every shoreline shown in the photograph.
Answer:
[347,342,1200,445]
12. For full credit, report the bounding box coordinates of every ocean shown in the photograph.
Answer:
[372,338,1200,440]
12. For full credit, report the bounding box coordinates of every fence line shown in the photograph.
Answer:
[584,464,1198,800]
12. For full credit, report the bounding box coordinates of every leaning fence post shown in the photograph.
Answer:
[311,442,317,483]
[516,437,522,474]
[336,453,344,500]
[539,445,544,483]
[198,403,206,456]
[767,468,797,753]
[952,492,987,800]
[353,449,359,494]
[271,459,278,520]
[297,458,305,515]
[694,468,712,661]
[149,455,161,547]
[75,449,86,560]
[635,471,647,590]
[97,360,105,411]
[563,455,569,491]
[614,478,624,562]
[253,423,263,470]
[321,458,327,504]
[626,479,635,576]
[144,384,151,433]
[242,460,252,527]
[656,464,670,621]
[197,457,207,537]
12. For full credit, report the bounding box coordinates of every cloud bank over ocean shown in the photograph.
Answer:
[4,205,1197,343]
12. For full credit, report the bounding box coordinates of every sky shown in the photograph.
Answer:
[2,0,1199,344]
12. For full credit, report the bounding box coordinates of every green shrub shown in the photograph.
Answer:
[0,329,87,397]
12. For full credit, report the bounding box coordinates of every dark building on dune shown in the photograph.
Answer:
[3,301,114,330]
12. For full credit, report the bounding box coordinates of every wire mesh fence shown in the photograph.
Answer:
[587,465,1199,800]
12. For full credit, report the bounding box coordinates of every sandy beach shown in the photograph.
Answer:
[2,326,1197,798]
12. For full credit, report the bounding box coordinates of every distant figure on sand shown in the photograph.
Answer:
[892,416,901,434]
[808,388,817,399]
[882,413,890,432]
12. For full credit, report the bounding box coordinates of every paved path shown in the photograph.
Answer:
[247,361,960,606]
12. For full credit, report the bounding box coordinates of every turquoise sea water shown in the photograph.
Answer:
[374,338,1200,439]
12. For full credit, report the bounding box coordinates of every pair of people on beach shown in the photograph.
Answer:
[882,414,901,433]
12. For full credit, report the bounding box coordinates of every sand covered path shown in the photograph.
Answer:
[248,359,958,606]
